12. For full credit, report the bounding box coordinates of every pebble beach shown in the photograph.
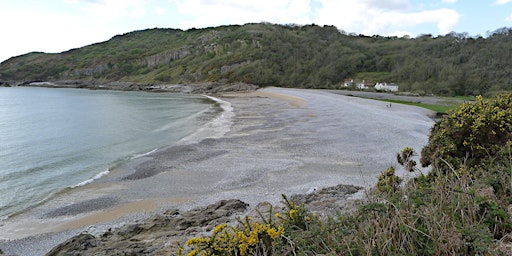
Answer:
[0,87,435,255]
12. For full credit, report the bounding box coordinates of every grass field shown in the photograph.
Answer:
[380,99,458,114]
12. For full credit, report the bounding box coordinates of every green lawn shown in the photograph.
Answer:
[381,99,457,113]
[440,95,476,101]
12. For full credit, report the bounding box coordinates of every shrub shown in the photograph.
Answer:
[376,166,403,194]
[397,147,418,172]
[420,93,512,175]
[185,219,285,256]
[184,205,288,256]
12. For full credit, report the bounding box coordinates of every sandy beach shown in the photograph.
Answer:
[0,87,435,255]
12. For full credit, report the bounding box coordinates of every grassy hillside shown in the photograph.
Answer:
[1,23,512,96]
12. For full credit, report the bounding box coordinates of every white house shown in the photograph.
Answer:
[343,79,367,89]
[375,82,398,92]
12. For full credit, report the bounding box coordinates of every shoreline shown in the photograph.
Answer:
[0,88,229,223]
[0,87,435,255]
[0,80,260,94]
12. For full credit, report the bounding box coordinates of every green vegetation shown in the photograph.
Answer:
[1,23,512,96]
[440,95,477,101]
[421,93,512,174]
[183,93,512,255]
[353,71,393,86]
[381,99,457,113]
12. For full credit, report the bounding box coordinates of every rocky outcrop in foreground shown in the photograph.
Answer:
[45,184,361,256]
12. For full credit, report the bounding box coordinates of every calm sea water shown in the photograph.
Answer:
[0,87,227,219]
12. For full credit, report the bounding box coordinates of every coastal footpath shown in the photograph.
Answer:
[0,87,435,255]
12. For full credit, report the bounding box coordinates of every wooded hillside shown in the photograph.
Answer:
[1,23,511,96]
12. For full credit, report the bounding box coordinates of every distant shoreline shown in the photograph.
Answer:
[0,80,259,94]
[0,79,464,112]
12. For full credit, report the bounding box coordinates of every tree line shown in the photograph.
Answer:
[1,23,511,96]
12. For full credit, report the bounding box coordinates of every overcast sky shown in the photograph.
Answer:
[1,0,511,63]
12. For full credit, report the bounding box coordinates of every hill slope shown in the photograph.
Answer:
[1,23,511,96]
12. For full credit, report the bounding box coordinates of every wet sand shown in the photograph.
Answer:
[0,87,435,255]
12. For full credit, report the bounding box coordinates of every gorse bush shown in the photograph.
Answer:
[421,93,512,175]
[376,166,402,195]
[185,219,285,256]
[183,196,310,256]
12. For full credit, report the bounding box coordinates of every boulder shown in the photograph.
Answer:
[46,233,98,256]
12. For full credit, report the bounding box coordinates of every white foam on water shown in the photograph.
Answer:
[131,148,159,159]
[71,169,110,188]
[179,95,234,144]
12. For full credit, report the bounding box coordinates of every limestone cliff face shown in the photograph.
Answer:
[197,30,221,44]
[202,43,223,55]
[220,60,251,74]
[138,47,192,68]
[64,64,109,77]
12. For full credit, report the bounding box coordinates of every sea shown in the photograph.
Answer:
[0,87,231,220]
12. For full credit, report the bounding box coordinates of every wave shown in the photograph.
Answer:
[67,96,232,189]
[151,105,213,134]
[70,169,110,188]
[131,148,159,159]
[179,95,234,144]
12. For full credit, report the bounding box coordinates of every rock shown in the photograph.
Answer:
[10,79,258,93]
[45,233,98,256]
[291,184,362,216]
[138,47,192,68]
[215,82,259,93]
[0,81,12,87]
[187,82,258,94]
[307,187,318,194]
[44,186,361,255]
[45,199,249,256]
[177,199,249,230]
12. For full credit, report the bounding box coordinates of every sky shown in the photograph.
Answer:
[1,0,511,63]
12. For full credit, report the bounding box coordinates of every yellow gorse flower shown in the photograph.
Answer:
[213,223,227,234]
[187,249,198,256]
[289,209,298,220]
[267,226,284,239]
[186,237,211,246]
[185,214,286,255]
